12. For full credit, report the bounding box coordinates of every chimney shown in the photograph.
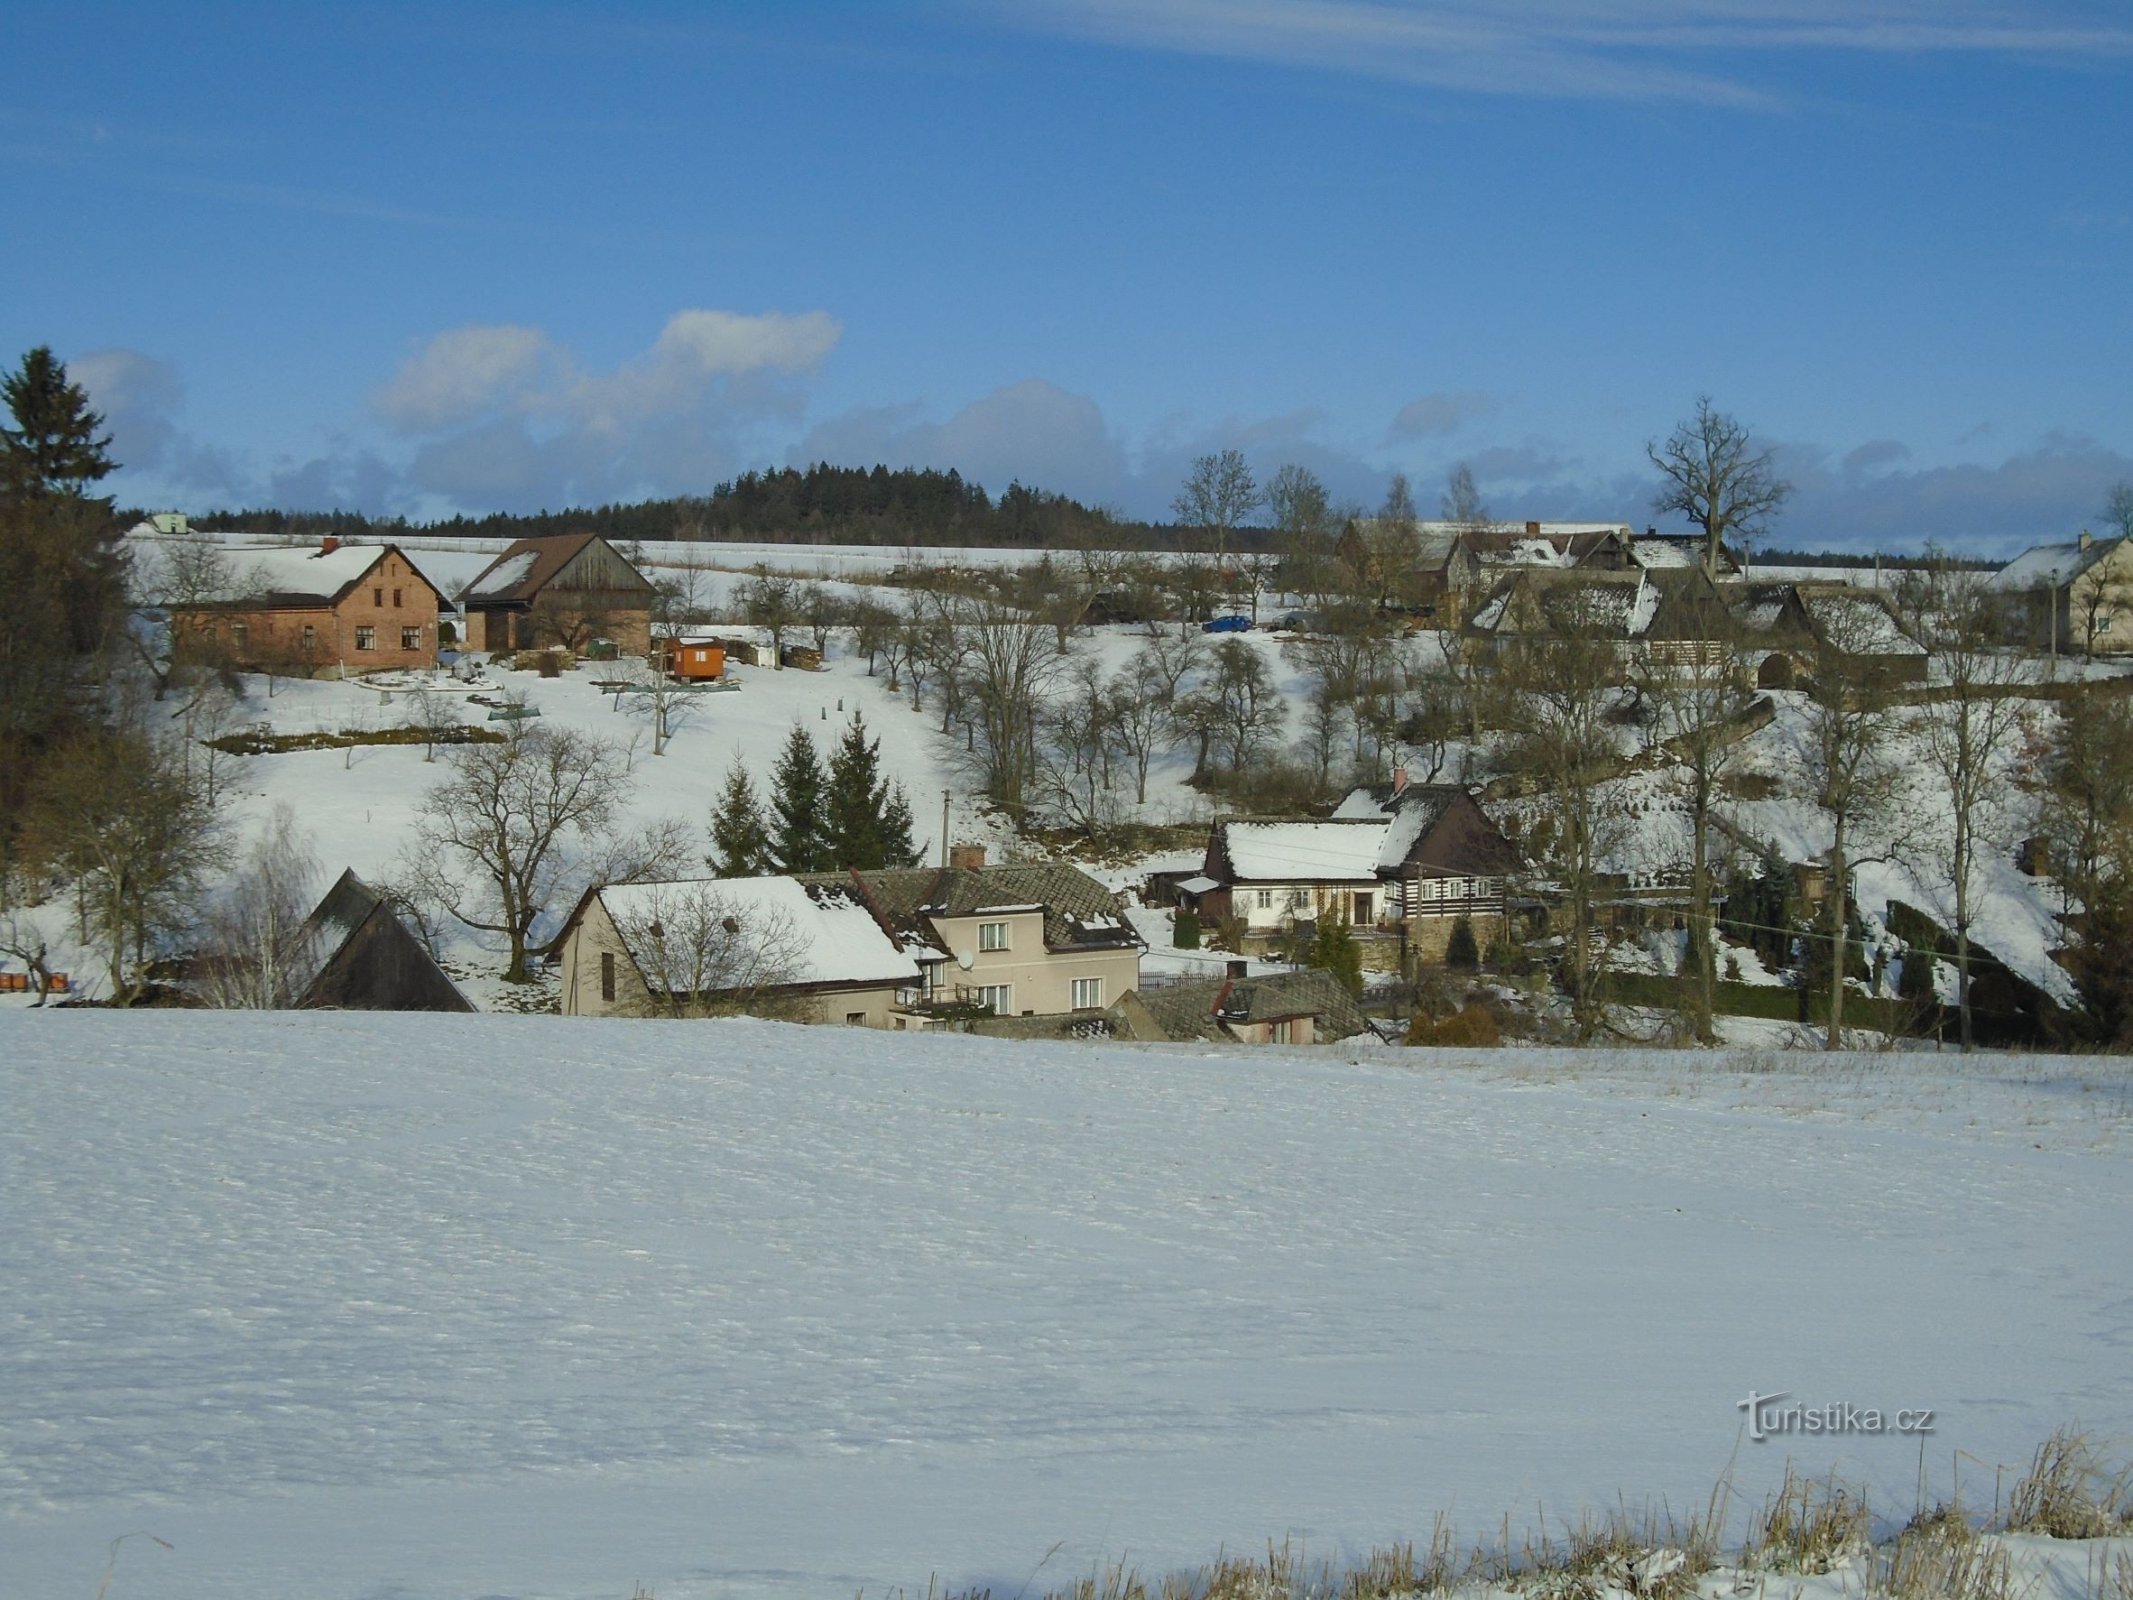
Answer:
[1227,959,1249,979]
[2079,528,2093,552]
[321,536,339,554]
[948,843,986,871]
[1524,520,1541,537]
[1646,526,1657,538]
[1391,764,1408,796]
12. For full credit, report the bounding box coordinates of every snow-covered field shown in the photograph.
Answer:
[5,1011,2128,1600]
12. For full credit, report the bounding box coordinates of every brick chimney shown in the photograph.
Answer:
[948,843,987,871]
[321,536,339,554]
[1391,764,1408,797]
[1524,520,1541,537]
[2079,528,2093,551]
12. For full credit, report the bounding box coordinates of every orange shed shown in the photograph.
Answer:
[668,637,726,681]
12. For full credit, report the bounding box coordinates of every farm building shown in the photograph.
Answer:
[458,534,656,657]
[167,540,449,677]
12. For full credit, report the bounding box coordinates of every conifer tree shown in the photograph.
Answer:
[2,346,116,500]
[769,724,828,873]
[824,712,889,870]
[1310,913,1364,996]
[708,762,772,878]
[879,780,921,868]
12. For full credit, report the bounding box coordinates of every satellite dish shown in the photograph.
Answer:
[956,950,974,970]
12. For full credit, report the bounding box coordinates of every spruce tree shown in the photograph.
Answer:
[823,712,888,869]
[2,347,116,501]
[769,724,829,873]
[708,762,772,878]
[879,780,921,867]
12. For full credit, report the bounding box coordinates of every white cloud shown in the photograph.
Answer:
[375,309,845,509]
[1390,391,1496,440]
[995,0,2133,108]
[72,347,184,469]
[374,325,556,433]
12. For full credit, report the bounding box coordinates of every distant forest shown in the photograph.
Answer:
[191,463,1194,550]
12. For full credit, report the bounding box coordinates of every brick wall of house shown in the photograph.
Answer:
[181,551,440,675]
[325,552,440,671]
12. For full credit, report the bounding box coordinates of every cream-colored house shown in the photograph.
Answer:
[553,876,923,1023]
[807,854,1142,1027]
[1995,531,2133,655]
[552,857,1142,1027]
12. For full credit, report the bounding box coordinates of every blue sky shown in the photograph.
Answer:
[4,2,2129,551]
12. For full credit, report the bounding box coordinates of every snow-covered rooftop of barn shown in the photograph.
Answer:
[597,877,920,988]
[462,549,539,601]
[1221,820,1390,881]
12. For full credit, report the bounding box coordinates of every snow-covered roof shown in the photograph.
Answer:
[1174,874,1219,895]
[1329,789,1387,821]
[598,877,920,990]
[1489,537,1574,568]
[1218,820,1389,882]
[228,544,390,600]
[1629,538,1702,570]
[1626,574,1659,637]
[1799,590,1925,655]
[463,549,538,601]
[1994,538,2116,590]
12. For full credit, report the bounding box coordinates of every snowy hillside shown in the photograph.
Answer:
[5,1012,2128,1600]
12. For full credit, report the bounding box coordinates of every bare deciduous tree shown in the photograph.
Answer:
[1796,614,1903,1049]
[22,723,226,1003]
[2103,481,2133,543]
[195,802,322,1009]
[1648,396,1792,578]
[1173,449,1262,571]
[741,571,799,667]
[1036,655,1125,838]
[953,591,1060,818]
[1497,595,1634,1038]
[1441,462,1489,527]
[1905,561,2026,1050]
[1640,600,1757,1042]
[399,725,638,983]
[605,880,808,1018]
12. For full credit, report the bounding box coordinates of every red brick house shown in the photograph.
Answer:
[172,540,448,676]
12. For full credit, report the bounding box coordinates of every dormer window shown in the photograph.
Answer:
[978,920,1009,952]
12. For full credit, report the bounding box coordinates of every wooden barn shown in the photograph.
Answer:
[298,870,475,1012]
[457,534,656,657]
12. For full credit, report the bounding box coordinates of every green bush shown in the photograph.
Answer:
[1173,907,1201,949]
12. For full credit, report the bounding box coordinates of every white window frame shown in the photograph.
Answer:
[1071,977,1103,1010]
[1256,888,1274,910]
[978,920,1010,952]
[974,983,1012,1015]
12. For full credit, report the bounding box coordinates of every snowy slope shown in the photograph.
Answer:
[4,1012,2128,1600]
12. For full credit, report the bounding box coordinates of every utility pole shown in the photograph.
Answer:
[2048,569,2059,680]
[940,789,951,868]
